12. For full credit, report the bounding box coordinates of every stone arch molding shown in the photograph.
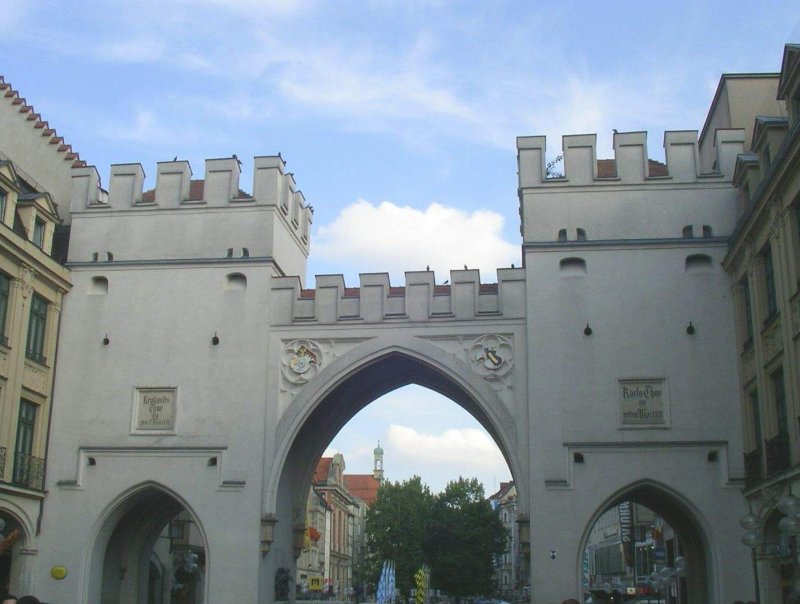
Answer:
[83,480,210,604]
[267,332,527,511]
[0,497,35,547]
[577,479,716,604]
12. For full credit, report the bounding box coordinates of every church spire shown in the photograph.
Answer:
[373,441,384,483]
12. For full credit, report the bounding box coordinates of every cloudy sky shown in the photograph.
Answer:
[3,1,799,493]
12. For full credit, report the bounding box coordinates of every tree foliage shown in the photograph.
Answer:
[364,476,507,599]
[427,478,507,598]
[364,476,434,596]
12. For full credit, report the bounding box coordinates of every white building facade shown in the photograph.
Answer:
[12,47,798,604]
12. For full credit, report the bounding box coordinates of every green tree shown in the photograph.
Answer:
[426,478,507,599]
[364,476,434,596]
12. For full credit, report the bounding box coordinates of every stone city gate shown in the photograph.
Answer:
[32,137,751,602]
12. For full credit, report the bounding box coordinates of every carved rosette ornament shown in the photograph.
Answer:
[469,334,513,381]
[281,339,323,385]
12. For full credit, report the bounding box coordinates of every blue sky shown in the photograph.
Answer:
[3,1,799,493]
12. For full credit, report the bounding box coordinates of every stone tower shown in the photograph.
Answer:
[373,441,384,483]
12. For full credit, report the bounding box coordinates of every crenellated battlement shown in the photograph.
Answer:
[70,156,312,238]
[517,129,745,189]
[517,129,745,244]
[68,156,313,282]
[271,268,526,325]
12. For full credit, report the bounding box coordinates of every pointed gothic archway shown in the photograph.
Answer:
[264,333,529,598]
[85,482,209,604]
[578,480,714,604]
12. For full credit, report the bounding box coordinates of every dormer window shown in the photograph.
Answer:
[0,190,6,225]
[33,217,45,248]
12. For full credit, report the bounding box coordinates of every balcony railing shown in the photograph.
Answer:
[766,432,791,477]
[744,448,763,487]
[12,451,45,490]
[0,446,5,481]
[25,349,47,366]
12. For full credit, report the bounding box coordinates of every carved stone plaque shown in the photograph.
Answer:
[281,339,323,385]
[619,379,669,427]
[132,387,177,433]
[469,334,513,381]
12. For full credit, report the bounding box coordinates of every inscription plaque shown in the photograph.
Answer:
[133,387,177,433]
[619,379,669,427]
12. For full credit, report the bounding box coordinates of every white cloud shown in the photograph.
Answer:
[314,199,519,283]
[94,37,167,63]
[387,424,506,470]
[97,108,197,147]
[319,386,511,493]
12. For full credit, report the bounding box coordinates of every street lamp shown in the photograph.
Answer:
[646,556,686,604]
[740,511,764,604]
[775,494,800,600]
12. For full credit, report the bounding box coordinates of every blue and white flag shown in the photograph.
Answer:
[376,560,389,604]
[377,560,396,603]
[388,560,395,602]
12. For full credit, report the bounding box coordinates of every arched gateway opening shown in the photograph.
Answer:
[0,507,31,596]
[580,482,711,604]
[89,484,208,604]
[268,343,527,600]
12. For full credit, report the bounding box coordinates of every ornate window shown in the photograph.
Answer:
[13,400,37,486]
[0,273,9,346]
[26,294,48,364]
[742,277,754,342]
[763,243,778,320]
[32,217,45,248]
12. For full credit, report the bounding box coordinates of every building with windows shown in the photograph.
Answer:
[298,449,382,599]
[313,454,357,598]
[722,44,800,602]
[297,486,330,596]
[489,481,525,598]
[0,77,73,596]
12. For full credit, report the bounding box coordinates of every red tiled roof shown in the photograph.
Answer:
[141,179,205,203]
[140,178,251,203]
[648,159,668,177]
[488,480,514,500]
[596,159,617,178]
[343,474,381,506]
[596,159,668,178]
[313,457,332,484]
